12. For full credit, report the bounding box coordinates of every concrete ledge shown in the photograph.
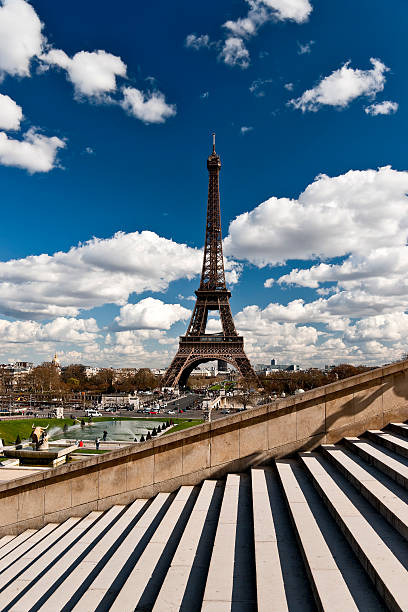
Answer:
[1,359,408,535]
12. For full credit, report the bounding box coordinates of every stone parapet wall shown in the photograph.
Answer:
[1,360,408,535]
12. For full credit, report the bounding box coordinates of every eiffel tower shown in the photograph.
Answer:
[162,136,257,388]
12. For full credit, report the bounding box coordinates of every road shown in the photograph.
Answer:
[61,392,227,421]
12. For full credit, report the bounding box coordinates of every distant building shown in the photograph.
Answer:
[151,368,167,376]
[101,393,139,409]
[255,364,269,373]
[256,358,301,374]
[0,361,33,386]
[42,353,61,375]
[217,360,228,373]
[190,366,216,378]
[84,366,101,378]
[113,368,138,382]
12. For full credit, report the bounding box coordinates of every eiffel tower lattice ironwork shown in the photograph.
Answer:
[161,136,257,388]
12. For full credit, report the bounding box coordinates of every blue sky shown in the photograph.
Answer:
[0,0,407,369]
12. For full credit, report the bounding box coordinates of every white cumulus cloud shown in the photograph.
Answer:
[219,37,250,68]
[187,0,312,68]
[261,0,312,22]
[121,87,176,124]
[0,316,99,344]
[225,165,408,366]
[0,93,22,130]
[0,230,203,319]
[0,1,174,127]
[185,34,212,50]
[114,298,191,330]
[224,301,408,368]
[365,100,398,116]
[225,166,408,266]
[290,58,389,112]
[0,127,65,173]
[0,0,44,79]
[41,48,127,99]
[224,0,312,38]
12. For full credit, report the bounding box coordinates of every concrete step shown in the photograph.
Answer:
[110,486,197,611]
[0,511,105,610]
[254,467,315,612]
[0,522,58,573]
[0,517,81,593]
[0,529,37,561]
[201,473,257,612]
[153,480,222,612]
[37,499,148,612]
[201,474,240,612]
[388,423,408,438]
[71,493,172,612]
[9,506,126,612]
[0,535,17,548]
[251,467,288,612]
[322,444,408,540]
[300,451,408,611]
[366,430,408,459]
[276,459,359,612]
[344,436,408,489]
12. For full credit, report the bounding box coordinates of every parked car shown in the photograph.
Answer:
[85,410,102,417]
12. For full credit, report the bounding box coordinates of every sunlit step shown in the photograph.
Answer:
[300,452,408,611]
[276,459,358,612]
[322,444,408,539]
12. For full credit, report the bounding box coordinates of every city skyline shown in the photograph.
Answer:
[0,0,407,369]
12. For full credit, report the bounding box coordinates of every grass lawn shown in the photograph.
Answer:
[0,418,74,446]
[0,416,204,446]
[164,419,203,434]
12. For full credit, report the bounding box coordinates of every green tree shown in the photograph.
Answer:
[61,365,87,389]
[132,369,159,391]
[24,365,64,393]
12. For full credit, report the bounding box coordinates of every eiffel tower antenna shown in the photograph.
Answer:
[161,139,257,388]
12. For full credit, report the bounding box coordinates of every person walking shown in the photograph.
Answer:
[95,437,100,450]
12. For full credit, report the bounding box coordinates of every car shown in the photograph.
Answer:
[85,410,102,417]
[220,409,230,414]
[168,410,176,415]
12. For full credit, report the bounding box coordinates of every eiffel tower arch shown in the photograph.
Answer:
[162,136,257,388]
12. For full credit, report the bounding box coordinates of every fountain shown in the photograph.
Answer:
[4,425,77,467]
[31,424,49,450]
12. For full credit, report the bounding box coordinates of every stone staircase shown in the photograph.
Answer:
[1,424,408,611]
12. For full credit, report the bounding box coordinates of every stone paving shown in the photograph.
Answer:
[0,422,408,610]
